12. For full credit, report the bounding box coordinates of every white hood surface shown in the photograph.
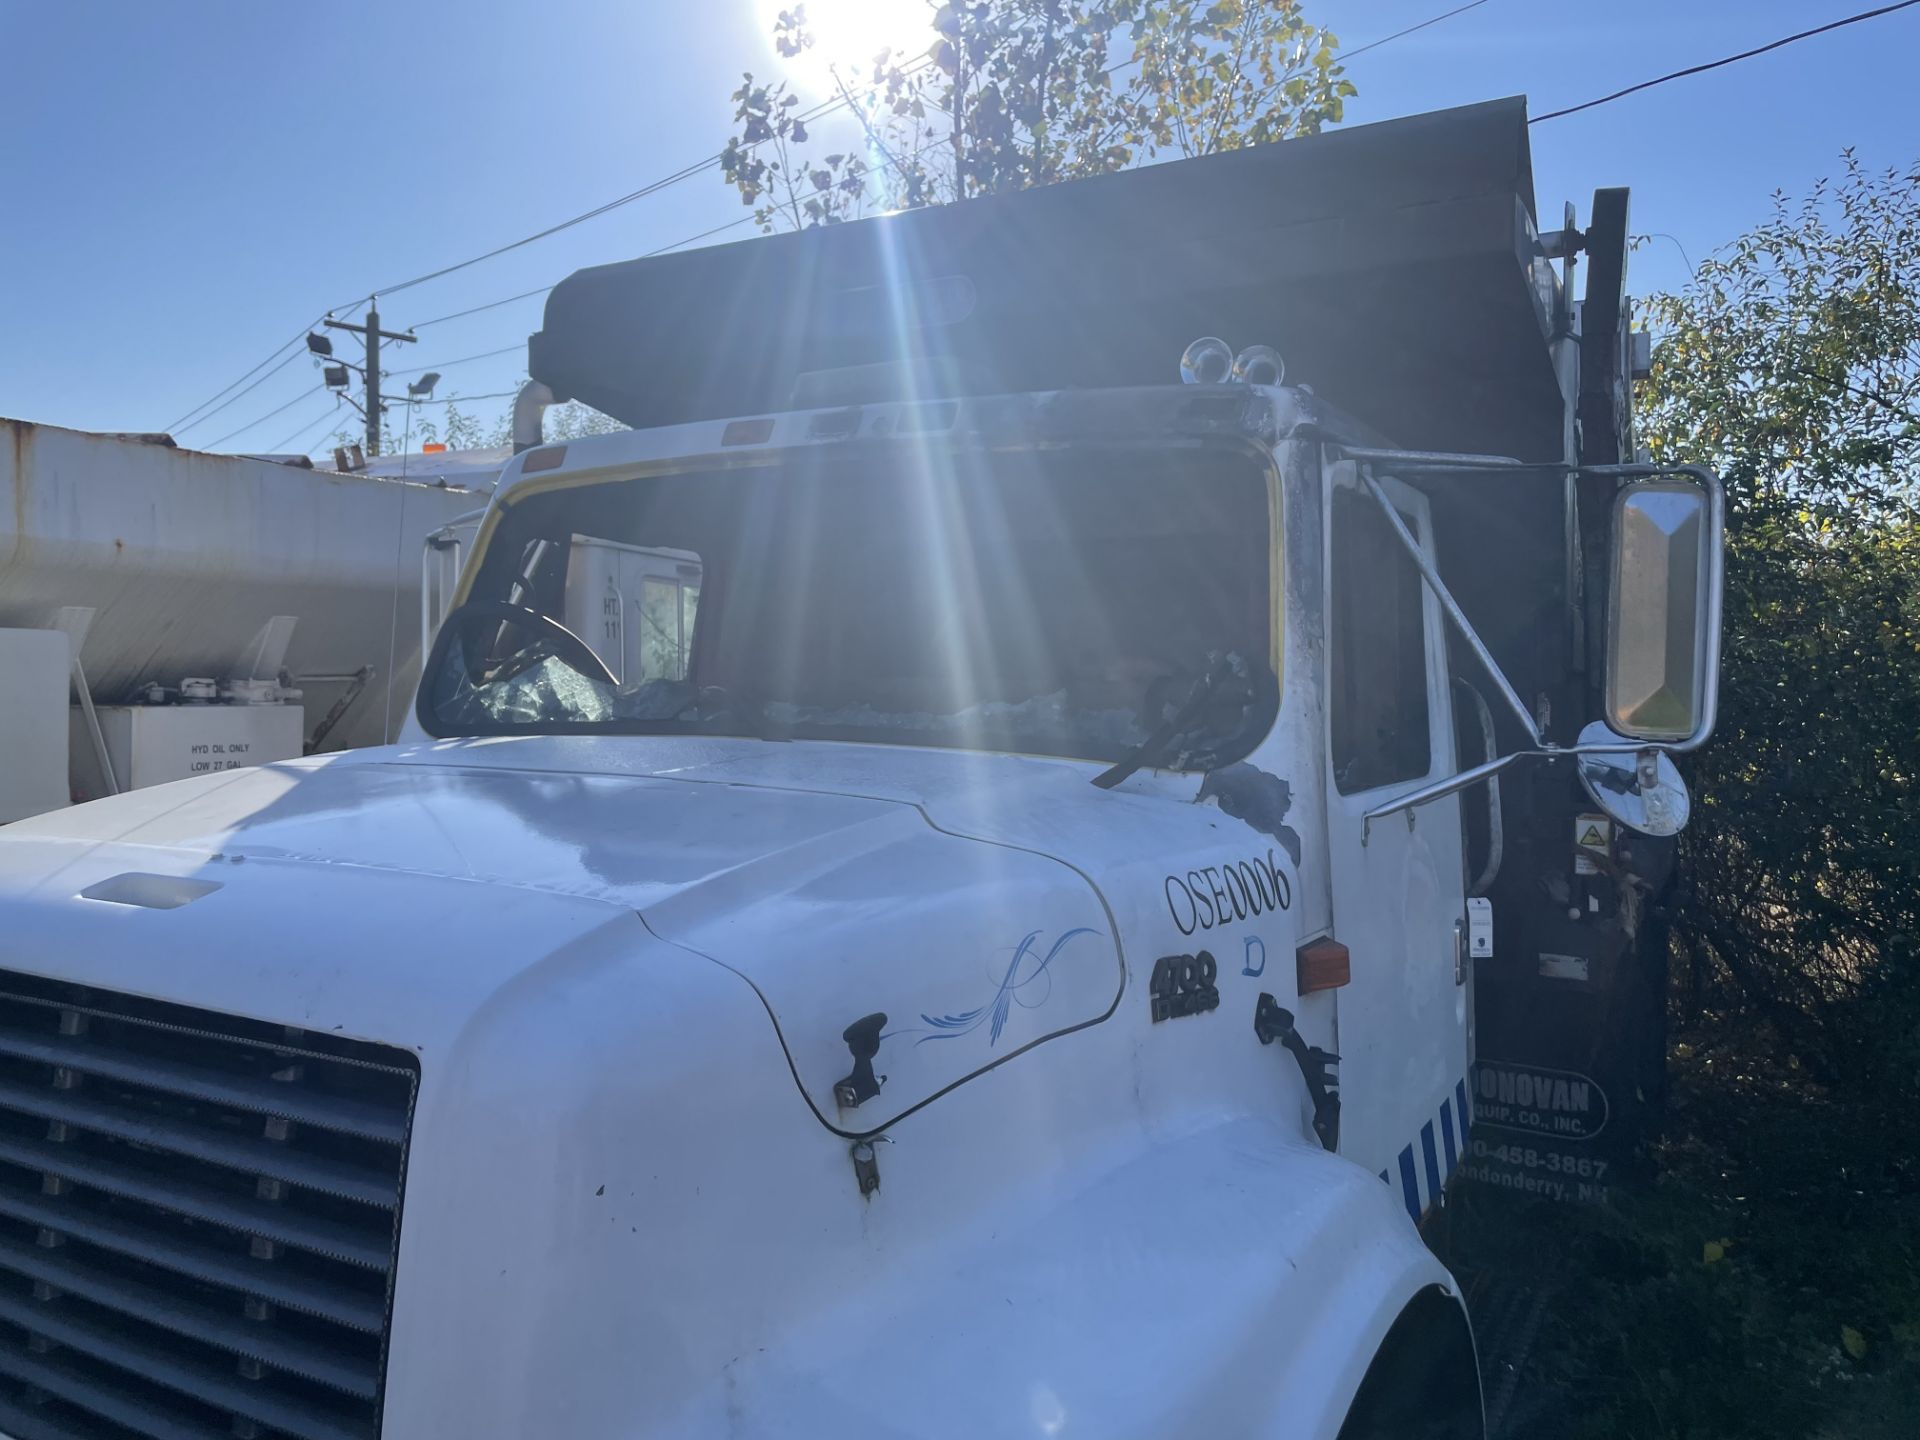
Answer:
[0,737,1121,1133]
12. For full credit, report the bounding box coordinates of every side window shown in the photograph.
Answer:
[1330,485,1433,795]
[638,575,699,682]
[560,536,704,688]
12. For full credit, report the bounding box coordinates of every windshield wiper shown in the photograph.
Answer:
[1091,656,1233,790]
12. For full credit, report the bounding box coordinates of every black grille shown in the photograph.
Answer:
[0,970,416,1440]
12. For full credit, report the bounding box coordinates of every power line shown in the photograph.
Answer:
[1342,0,1492,63]
[388,344,524,378]
[203,384,325,450]
[346,156,721,307]
[165,299,365,435]
[172,349,310,436]
[344,58,934,310]
[165,331,308,433]
[1532,0,1920,124]
[175,66,924,430]
[413,131,969,338]
[401,389,522,406]
[414,286,553,329]
[267,398,347,453]
[177,8,1481,432]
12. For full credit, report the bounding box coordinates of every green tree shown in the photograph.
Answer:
[1636,155,1920,1080]
[723,0,1352,231]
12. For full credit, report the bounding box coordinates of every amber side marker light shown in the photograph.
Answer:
[522,446,567,473]
[722,417,776,446]
[1296,936,1351,994]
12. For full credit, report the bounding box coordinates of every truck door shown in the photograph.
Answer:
[1322,463,1471,1221]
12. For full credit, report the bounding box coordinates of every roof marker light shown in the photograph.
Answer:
[1232,344,1285,388]
[1179,336,1233,385]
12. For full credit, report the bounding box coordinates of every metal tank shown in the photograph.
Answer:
[0,417,491,806]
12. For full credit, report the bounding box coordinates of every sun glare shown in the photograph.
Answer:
[757,0,936,98]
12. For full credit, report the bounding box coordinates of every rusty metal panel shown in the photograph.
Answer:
[0,419,484,751]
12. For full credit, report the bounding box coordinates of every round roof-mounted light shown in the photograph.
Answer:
[1232,344,1285,388]
[1179,336,1234,385]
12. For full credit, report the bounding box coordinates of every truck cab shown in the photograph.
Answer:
[0,99,1717,1439]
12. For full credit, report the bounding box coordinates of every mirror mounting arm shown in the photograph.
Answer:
[1357,467,1544,749]
[1360,737,1671,844]
[1336,450,1725,844]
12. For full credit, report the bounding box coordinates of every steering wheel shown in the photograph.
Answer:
[453,601,618,688]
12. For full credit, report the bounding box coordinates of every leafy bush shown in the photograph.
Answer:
[1637,155,1920,1092]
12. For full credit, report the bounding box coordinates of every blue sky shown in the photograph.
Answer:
[1,1,1915,452]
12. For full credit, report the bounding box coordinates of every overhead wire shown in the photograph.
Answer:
[1531,0,1920,123]
[268,399,348,454]
[1340,0,1491,63]
[202,385,328,450]
[411,0,1496,336]
[343,56,935,309]
[175,66,921,431]
[399,389,522,406]
[166,299,366,435]
[413,286,553,330]
[388,344,525,378]
[180,1,1501,438]
[170,349,310,436]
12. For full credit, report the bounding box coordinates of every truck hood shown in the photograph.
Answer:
[0,738,1120,1133]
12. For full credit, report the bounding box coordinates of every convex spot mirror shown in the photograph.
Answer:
[1606,478,1717,742]
[1576,721,1691,837]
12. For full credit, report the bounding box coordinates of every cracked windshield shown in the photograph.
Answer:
[426,444,1273,764]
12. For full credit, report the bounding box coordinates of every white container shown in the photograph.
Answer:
[0,419,488,760]
[0,628,71,822]
[71,705,306,793]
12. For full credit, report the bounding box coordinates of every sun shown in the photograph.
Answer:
[757,0,936,98]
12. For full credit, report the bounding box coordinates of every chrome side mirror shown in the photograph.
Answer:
[1606,477,1721,745]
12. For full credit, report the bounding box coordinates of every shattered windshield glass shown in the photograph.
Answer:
[423,443,1275,767]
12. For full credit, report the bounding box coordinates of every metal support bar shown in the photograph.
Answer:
[1342,446,1727,840]
[1667,464,1726,755]
[1338,448,1726,752]
[70,660,118,799]
[1454,679,1504,897]
[1362,736,1680,838]
[1359,467,1543,748]
[304,667,374,755]
[418,508,485,663]
[49,607,117,799]
[1363,752,1527,842]
[420,543,436,666]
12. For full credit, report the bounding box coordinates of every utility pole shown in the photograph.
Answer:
[324,300,416,455]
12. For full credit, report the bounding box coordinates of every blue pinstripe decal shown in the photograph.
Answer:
[1440,1099,1459,1175]
[1397,1146,1420,1221]
[1420,1120,1442,1201]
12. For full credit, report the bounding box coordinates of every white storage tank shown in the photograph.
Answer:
[0,418,492,808]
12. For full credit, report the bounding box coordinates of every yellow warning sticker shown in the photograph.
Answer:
[1573,814,1612,874]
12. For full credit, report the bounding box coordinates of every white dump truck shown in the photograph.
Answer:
[0,99,1718,1439]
